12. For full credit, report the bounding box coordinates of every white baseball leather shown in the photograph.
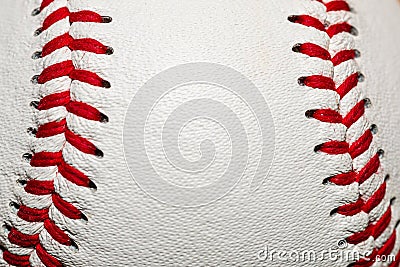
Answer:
[1,0,400,266]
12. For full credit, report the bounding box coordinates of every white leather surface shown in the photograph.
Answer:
[0,0,399,266]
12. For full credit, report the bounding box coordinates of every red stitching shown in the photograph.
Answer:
[294,43,359,66]
[36,243,62,267]
[34,60,110,88]
[52,194,84,220]
[41,33,112,57]
[44,219,73,247]
[39,0,54,12]
[289,13,357,38]
[298,75,336,90]
[290,1,399,265]
[2,1,111,266]
[66,129,102,156]
[17,205,50,223]
[326,22,354,38]
[389,249,400,267]
[332,180,386,217]
[24,180,55,195]
[352,230,397,267]
[2,251,30,267]
[325,0,351,12]
[332,49,359,66]
[42,7,69,31]
[349,130,373,159]
[314,129,372,159]
[288,15,326,31]
[37,7,110,35]
[363,182,387,213]
[36,119,67,138]
[8,228,40,248]
[299,72,361,98]
[346,206,391,244]
[293,43,331,60]
[58,160,96,188]
[324,172,357,186]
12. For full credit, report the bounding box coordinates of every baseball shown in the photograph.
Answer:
[1,0,400,266]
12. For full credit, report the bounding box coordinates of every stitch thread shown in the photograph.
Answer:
[1,1,112,266]
[290,1,399,266]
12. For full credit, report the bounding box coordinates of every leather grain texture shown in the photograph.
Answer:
[0,0,399,266]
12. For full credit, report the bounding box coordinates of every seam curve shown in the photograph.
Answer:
[288,0,400,267]
[1,1,112,266]
[290,1,400,266]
